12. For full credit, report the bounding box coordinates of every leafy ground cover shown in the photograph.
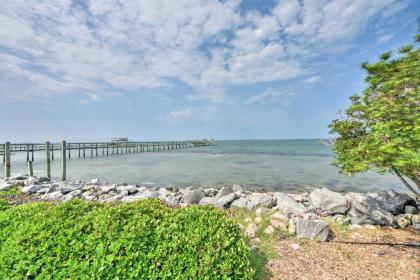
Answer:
[0,198,253,279]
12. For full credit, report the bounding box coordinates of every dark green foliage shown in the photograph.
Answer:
[0,199,253,279]
[329,35,420,197]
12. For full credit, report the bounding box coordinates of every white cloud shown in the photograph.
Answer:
[244,88,295,105]
[305,76,321,83]
[166,107,219,122]
[377,33,394,43]
[0,0,407,103]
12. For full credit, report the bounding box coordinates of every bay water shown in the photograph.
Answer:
[1,139,404,193]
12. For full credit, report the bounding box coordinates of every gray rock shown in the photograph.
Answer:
[245,223,257,239]
[36,187,51,194]
[59,184,82,194]
[81,193,96,201]
[275,193,306,214]
[121,190,159,202]
[63,190,82,202]
[100,185,116,193]
[42,191,63,201]
[346,192,395,226]
[38,177,50,183]
[204,188,218,197]
[171,192,184,203]
[89,178,101,185]
[248,193,276,209]
[396,214,412,228]
[411,214,420,230]
[230,197,250,209]
[21,184,43,194]
[404,205,418,215]
[215,186,234,200]
[105,191,129,202]
[24,178,41,186]
[217,193,238,208]
[165,186,179,193]
[0,182,13,191]
[183,190,205,205]
[116,185,138,195]
[158,187,172,198]
[163,196,179,207]
[309,188,350,215]
[10,173,28,180]
[232,184,243,193]
[7,180,25,187]
[371,190,416,215]
[199,197,218,205]
[296,219,329,242]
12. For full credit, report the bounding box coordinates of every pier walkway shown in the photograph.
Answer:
[1,139,215,180]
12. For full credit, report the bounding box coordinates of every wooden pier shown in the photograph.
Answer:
[1,139,215,180]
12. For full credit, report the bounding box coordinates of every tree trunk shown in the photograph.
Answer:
[411,176,420,191]
[393,170,420,200]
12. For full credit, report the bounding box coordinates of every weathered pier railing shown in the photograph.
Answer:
[1,139,215,180]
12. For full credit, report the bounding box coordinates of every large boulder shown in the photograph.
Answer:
[21,184,43,195]
[121,190,159,202]
[346,192,395,226]
[116,185,138,195]
[100,185,117,193]
[370,190,416,215]
[59,184,82,195]
[309,188,350,215]
[203,188,218,197]
[41,191,63,201]
[230,197,249,209]
[296,219,329,242]
[0,182,13,191]
[158,187,172,198]
[217,193,238,208]
[247,193,276,210]
[275,193,306,214]
[10,173,28,180]
[215,186,234,200]
[183,190,205,205]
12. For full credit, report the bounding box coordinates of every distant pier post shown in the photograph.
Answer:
[61,140,66,181]
[4,142,10,178]
[46,141,51,180]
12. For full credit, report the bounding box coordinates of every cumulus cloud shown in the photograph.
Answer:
[0,0,408,103]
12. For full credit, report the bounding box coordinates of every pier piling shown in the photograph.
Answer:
[4,142,10,178]
[46,141,51,180]
[28,161,33,177]
[61,140,66,181]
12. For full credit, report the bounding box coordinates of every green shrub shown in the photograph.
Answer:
[0,199,253,279]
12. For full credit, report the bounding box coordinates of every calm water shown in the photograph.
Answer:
[1,140,404,193]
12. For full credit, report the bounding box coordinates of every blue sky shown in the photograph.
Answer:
[0,0,419,142]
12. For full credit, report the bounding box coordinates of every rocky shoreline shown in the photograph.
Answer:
[1,173,419,242]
